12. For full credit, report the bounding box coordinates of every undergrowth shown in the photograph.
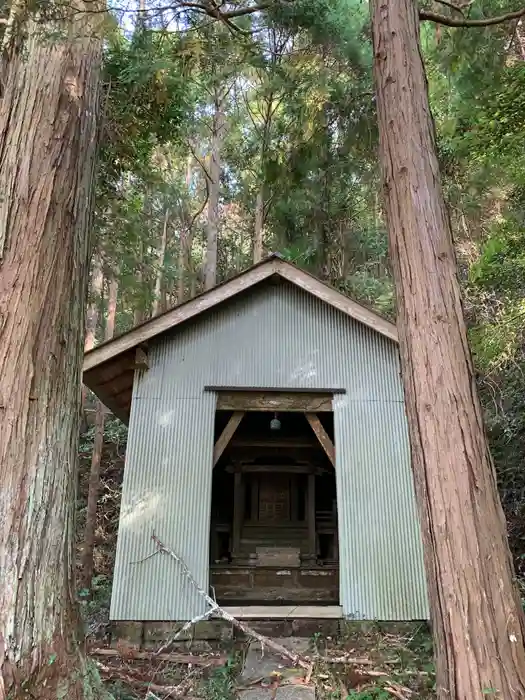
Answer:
[200,656,239,700]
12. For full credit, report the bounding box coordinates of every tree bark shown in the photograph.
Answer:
[134,235,145,326]
[81,275,118,590]
[81,253,103,431]
[204,93,225,290]
[253,186,265,263]
[0,6,105,699]
[152,207,169,316]
[85,253,103,352]
[370,1,525,698]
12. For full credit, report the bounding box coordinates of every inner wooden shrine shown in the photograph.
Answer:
[209,391,339,605]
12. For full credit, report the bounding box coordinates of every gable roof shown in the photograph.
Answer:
[83,254,397,423]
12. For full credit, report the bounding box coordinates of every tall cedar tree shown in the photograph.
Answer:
[370,0,525,697]
[0,5,105,698]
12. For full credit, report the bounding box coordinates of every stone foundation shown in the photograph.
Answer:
[111,618,428,652]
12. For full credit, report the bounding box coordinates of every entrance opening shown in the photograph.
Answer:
[209,395,339,606]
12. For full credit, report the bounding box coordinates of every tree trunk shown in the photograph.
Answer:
[204,94,225,290]
[134,235,145,326]
[152,207,169,316]
[81,253,103,432]
[85,254,103,352]
[0,7,105,699]
[253,186,265,263]
[370,1,525,698]
[81,275,118,590]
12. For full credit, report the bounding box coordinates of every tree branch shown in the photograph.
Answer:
[419,4,525,27]
[433,0,472,15]
[176,0,273,19]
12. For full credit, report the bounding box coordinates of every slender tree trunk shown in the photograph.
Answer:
[152,208,169,316]
[0,6,105,699]
[134,235,145,326]
[253,186,265,263]
[81,275,118,590]
[370,1,525,698]
[85,254,103,352]
[516,20,525,59]
[204,94,225,290]
[81,254,103,431]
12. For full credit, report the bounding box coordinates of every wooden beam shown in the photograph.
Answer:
[216,391,333,412]
[230,438,319,449]
[228,463,318,474]
[133,347,149,370]
[305,413,335,466]
[213,412,245,466]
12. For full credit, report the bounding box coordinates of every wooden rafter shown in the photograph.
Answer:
[213,411,245,466]
[305,413,335,466]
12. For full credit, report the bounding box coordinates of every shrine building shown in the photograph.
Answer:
[83,254,429,623]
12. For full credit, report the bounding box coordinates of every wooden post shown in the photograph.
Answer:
[290,475,299,522]
[251,476,259,522]
[232,472,244,560]
[306,473,316,562]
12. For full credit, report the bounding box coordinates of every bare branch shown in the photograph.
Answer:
[188,142,212,182]
[419,4,525,27]
[148,533,312,671]
[433,0,472,15]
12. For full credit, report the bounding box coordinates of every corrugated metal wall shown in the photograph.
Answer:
[111,281,428,621]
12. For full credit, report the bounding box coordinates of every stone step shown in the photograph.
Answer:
[238,638,315,700]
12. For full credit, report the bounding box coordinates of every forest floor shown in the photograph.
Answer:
[78,432,436,700]
[87,622,436,700]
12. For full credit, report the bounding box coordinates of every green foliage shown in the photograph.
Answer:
[345,690,391,700]
[100,28,194,182]
[80,416,128,457]
[200,656,239,700]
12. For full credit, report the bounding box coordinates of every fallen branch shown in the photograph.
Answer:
[89,647,226,666]
[385,683,413,700]
[316,655,377,665]
[95,660,194,696]
[149,534,312,672]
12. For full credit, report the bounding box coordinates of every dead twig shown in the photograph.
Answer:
[385,683,413,700]
[316,655,378,665]
[89,647,226,665]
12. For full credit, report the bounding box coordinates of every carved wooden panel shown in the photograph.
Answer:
[258,474,291,522]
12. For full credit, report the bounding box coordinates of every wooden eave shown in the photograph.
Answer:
[82,255,397,424]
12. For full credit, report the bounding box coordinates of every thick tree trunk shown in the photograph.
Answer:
[204,95,225,290]
[253,186,265,263]
[0,7,105,699]
[152,208,169,316]
[370,1,525,698]
[81,275,118,590]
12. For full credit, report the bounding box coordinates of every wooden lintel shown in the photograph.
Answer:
[213,412,245,466]
[305,413,335,466]
[216,391,332,413]
[229,463,317,474]
[133,347,149,371]
[230,439,319,449]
